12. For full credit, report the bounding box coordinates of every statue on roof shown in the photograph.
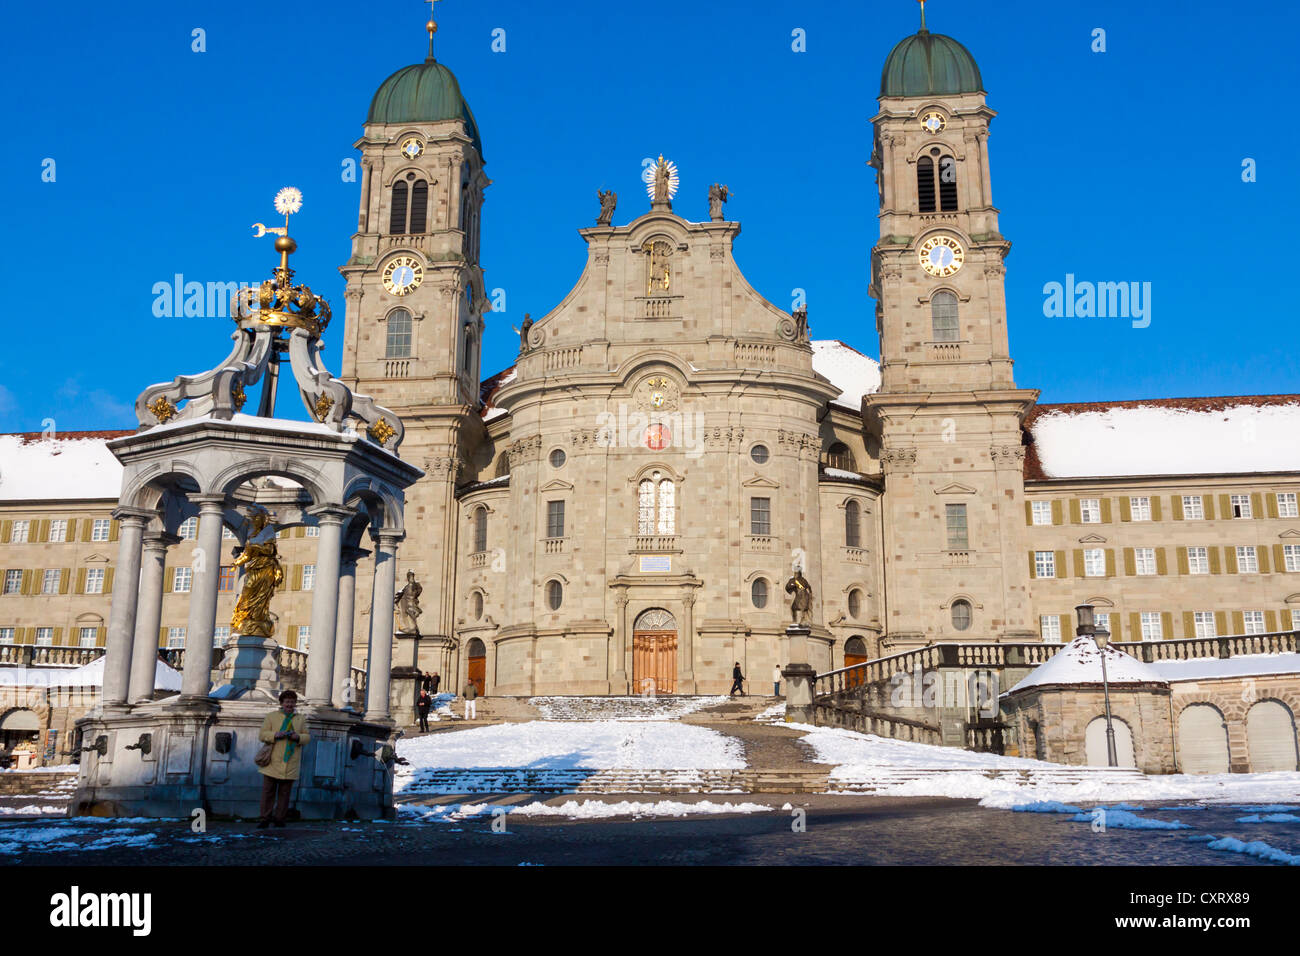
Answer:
[597,190,617,226]
[708,183,730,221]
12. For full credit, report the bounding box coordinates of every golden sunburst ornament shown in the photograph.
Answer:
[274,187,303,217]
[644,155,679,201]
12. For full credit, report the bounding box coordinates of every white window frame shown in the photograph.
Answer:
[302,564,316,591]
[1083,548,1105,577]
[10,520,30,544]
[3,570,22,595]
[34,627,54,646]
[1095,611,1111,636]
[41,569,61,595]
[1182,496,1204,520]
[166,627,186,649]
[79,626,98,648]
[91,518,111,542]
[0,627,14,643]
[1031,501,1052,526]
[48,519,68,543]
[1230,494,1252,519]
[85,567,105,594]
[213,625,231,647]
[1236,546,1258,574]
[1193,612,1217,638]
[1187,546,1210,575]
[1140,612,1162,641]
[222,526,236,540]
[1129,496,1151,521]
[1035,551,1056,578]
[305,525,320,538]
[178,517,198,540]
[1285,544,1300,573]
[172,566,193,593]
[1135,547,1157,575]
[1079,499,1102,524]
[1040,615,1062,642]
[297,625,311,651]
[1278,493,1299,519]
[1242,611,1265,635]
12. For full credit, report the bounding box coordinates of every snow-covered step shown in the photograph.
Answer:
[397,767,832,794]
[831,767,1148,792]
[0,770,77,796]
[528,696,729,721]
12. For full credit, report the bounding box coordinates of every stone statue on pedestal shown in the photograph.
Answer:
[395,570,423,635]
[597,190,617,225]
[784,569,813,627]
[230,508,283,638]
[708,183,730,221]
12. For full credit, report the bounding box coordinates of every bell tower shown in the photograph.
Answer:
[339,9,489,665]
[865,4,1039,649]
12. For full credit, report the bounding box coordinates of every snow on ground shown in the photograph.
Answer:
[395,720,744,783]
[753,702,786,722]
[0,805,67,815]
[1203,837,1300,865]
[528,696,727,721]
[397,800,773,822]
[0,819,159,855]
[793,723,1049,772]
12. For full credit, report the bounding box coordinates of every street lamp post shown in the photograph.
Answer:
[1076,603,1118,767]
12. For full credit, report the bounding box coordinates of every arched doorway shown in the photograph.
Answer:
[632,608,677,695]
[0,709,40,754]
[466,638,486,697]
[844,636,869,688]
[1246,700,1299,772]
[1178,704,1230,774]
[1084,715,1137,768]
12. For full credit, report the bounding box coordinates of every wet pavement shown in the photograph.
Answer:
[1,796,1295,866]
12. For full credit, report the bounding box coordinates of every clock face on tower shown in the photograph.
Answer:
[400,137,424,159]
[920,111,946,134]
[918,235,965,278]
[382,256,424,296]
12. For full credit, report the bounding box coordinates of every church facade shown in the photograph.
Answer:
[2,18,1299,709]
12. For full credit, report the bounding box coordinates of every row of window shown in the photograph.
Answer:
[1028,493,1298,526]
[0,626,103,647]
[0,518,113,544]
[167,565,316,593]
[1032,545,1300,578]
[1039,609,1297,642]
[2,568,111,595]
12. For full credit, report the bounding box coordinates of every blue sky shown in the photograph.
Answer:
[1,0,1296,433]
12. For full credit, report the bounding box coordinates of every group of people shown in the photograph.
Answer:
[729,663,787,697]
[414,671,481,731]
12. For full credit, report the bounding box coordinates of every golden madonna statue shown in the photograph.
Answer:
[229,508,284,638]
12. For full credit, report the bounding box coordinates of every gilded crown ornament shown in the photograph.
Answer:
[235,188,332,335]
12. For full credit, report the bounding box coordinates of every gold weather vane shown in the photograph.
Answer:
[426,0,442,59]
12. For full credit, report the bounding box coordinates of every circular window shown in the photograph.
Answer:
[847,588,862,619]
[750,444,769,465]
[472,591,484,620]
[546,580,563,611]
[549,448,566,469]
[951,600,972,631]
[751,578,768,608]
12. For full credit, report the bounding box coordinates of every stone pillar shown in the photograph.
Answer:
[129,532,177,703]
[364,531,401,722]
[782,624,815,723]
[610,589,628,693]
[304,506,350,707]
[332,546,366,708]
[102,509,150,708]
[180,496,226,700]
[679,587,697,694]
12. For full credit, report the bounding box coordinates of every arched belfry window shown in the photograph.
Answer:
[931,292,959,342]
[917,149,958,213]
[386,309,412,358]
[409,180,428,233]
[472,506,488,553]
[845,499,861,548]
[389,181,408,234]
[825,442,856,472]
[637,473,676,535]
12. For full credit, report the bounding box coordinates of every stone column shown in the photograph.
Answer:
[610,589,628,693]
[679,587,697,694]
[102,509,150,708]
[304,506,350,707]
[332,546,367,708]
[180,496,226,701]
[364,531,401,722]
[129,532,177,703]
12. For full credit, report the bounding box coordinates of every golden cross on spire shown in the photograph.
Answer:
[918,0,928,32]
[426,0,442,59]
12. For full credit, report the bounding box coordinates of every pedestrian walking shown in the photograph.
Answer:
[430,671,441,695]
[463,679,478,720]
[729,662,745,697]
[421,672,432,692]
[416,688,432,732]
[255,690,309,829]
[772,664,783,697]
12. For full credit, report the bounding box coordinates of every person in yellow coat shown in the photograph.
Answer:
[257,690,310,828]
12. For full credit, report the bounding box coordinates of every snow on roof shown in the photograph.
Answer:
[1151,653,1300,684]
[0,433,126,502]
[1024,396,1300,480]
[811,340,881,409]
[0,656,182,690]
[479,366,517,422]
[823,466,865,480]
[1004,637,1166,695]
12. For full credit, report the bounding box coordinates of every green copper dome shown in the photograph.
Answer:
[367,59,482,154]
[881,29,983,98]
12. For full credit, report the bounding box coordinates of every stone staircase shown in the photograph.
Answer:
[0,769,78,797]
[397,767,831,795]
[528,695,729,721]
[828,766,1148,793]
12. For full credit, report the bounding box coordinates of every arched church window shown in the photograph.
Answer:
[951,599,973,631]
[845,500,861,548]
[938,155,958,212]
[409,180,429,233]
[931,291,959,342]
[637,474,676,535]
[825,442,856,472]
[389,181,409,234]
[848,588,863,619]
[751,578,768,609]
[546,580,563,611]
[386,309,413,358]
[472,506,487,553]
[917,156,936,213]
[472,591,484,620]
[462,327,474,373]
